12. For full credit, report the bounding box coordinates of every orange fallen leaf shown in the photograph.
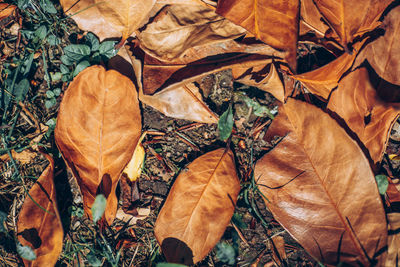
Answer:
[356,5,400,86]
[140,82,219,123]
[0,3,16,21]
[292,40,364,100]
[137,3,246,61]
[216,0,299,70]
[127,44,275,122]
[255,99,387,265]
[327,67,399,163]
[154,148,240,265]
[313,0,392,48]
[60,0,156,41]
[17,154,63,267]
[55,66,142,225]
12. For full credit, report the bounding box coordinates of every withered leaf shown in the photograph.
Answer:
[154,148,240,264]
[60,0,156,41]
[140,82,218,123]
[313,0,392,48]
[17,154,63,267]
[216,0,299,70]
[292,41,364,100]
[55,66,142,225]
[328,67,399,163]
[255,99,387,265]
[137,3,246,61]
[356,6,400,86]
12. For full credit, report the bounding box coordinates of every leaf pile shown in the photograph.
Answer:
[10,0,400,266]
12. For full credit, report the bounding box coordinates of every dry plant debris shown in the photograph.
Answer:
[1,0,400,266]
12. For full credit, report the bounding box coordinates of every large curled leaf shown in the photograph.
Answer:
[154,148,240,265]
[356,6,400,86]
[216,0,299,70]
[55,66,142,225]
[17,154,63,266]
[255,99,387,265]
[137,3,246,61]
[60,0,156,41]
[313,0,392,48]
[327,68,399,163]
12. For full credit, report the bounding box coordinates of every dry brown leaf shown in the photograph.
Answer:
[313,0,392,48]
[127,44,275,122]
[154,148,240,265]
[292,41,364,99]
[386,213,400,266]
[55,66,141,225]
[137,4,246,61]
[139,41,281,95]
[232,62,285,102]
[328,67,399,163]
[17,154,63,267]
[60,0,155,41]
[299,0,329,36]
[216,0,299,70]
[255,99,387,265]
[356,6,400,86]
[0,3,16,21]
[140,82,218,123]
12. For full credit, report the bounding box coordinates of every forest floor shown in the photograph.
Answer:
[1,1,399,266]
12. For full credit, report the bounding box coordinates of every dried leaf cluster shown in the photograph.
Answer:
[14,0,400,266]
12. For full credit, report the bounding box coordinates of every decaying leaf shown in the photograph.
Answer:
[328,67,399,163]
[233,62,285,102]
[140,82,218,123]
[154,148,240,264]
[115,207,151,226]
[137,3,246,61]
[216,0,299,69]
[270,235,287,265]
[127,44,274,122]
[386,213,400,266]
[55,66,141,225]
[255,99,387,265]
[292,41,364,99]
[17,154,63,267]
[356,6,400,86]
[59,0,155,41]
[0,3,16,21]
[313,0,392,48]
